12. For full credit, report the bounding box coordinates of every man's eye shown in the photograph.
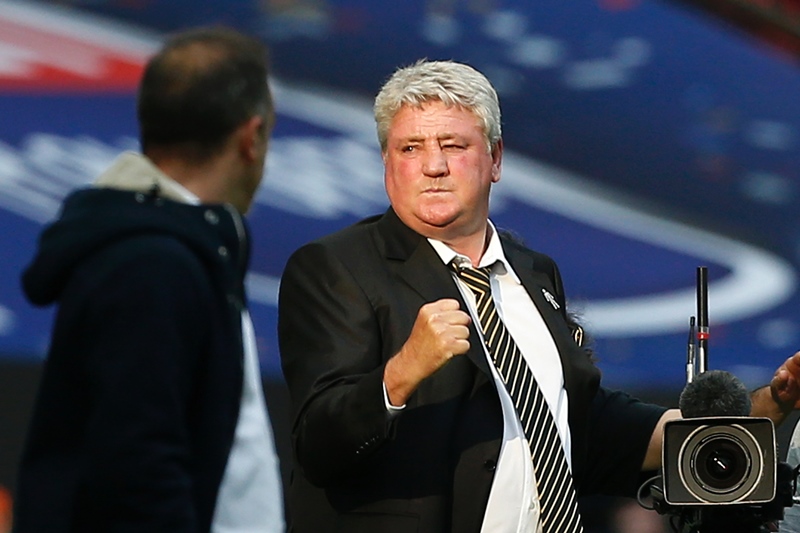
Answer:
[402,145,416,153]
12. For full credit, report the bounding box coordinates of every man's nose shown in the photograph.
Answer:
[422,148,448,177]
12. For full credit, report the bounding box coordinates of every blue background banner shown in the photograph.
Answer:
[1,0,799,393]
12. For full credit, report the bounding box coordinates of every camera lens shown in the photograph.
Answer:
[667,419,775,505]
[693,435,749,492]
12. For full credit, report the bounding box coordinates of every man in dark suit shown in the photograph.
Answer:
[278,59,800,533]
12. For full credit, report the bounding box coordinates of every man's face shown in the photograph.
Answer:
[383,100,501,241]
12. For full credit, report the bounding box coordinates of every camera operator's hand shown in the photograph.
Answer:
[741,351,800,429]
[770,351,800,411]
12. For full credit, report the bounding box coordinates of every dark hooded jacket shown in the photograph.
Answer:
[14,183,250,532]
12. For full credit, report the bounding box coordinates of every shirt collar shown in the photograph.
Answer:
[427,221,521,284]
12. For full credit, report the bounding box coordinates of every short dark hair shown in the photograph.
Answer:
[137,27,272,159]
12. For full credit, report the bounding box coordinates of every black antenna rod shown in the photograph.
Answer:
[696,266,709,374]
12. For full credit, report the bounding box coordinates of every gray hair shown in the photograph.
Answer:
[374,59,502,152]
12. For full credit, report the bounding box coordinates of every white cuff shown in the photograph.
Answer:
[382,381,406,415]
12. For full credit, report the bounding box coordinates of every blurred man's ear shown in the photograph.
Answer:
[239,115,267,162]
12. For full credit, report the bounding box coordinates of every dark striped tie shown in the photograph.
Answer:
[453,263,583,533]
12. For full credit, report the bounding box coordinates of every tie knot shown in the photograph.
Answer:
[450,261,492,292]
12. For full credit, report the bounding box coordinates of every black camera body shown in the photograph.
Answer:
[661,416,776,506]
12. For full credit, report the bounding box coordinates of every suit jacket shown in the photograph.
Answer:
[278,208,666,533]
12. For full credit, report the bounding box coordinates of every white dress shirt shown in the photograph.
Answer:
[428,223,572,533]
[212,310,285,532]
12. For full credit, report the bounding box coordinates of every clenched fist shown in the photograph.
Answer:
[383,299,471,406]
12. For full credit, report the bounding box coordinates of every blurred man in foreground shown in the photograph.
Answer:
[15,27,284,532]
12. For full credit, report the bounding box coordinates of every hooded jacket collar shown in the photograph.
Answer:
[22,153,250,307]
[94,151,200,204]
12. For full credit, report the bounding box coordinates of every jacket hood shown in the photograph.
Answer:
[22,153,249,306]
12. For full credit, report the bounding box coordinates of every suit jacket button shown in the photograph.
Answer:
[483,459,496,472]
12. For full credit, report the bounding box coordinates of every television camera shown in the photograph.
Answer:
[643,267,799,532]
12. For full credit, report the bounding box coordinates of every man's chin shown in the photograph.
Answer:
[414,203,461,226]
[418,213,459,230]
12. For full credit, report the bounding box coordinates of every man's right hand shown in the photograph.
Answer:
[383,299,471,406]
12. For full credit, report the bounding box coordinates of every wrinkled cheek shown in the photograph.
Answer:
[384,165,406,194]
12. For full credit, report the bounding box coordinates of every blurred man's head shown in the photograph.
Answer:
[138,27,273,161]
[137,28,274,213]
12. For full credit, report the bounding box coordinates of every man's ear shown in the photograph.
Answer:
[239,115,266,162]
[491,138,503,183]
